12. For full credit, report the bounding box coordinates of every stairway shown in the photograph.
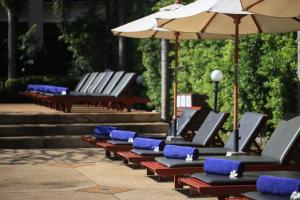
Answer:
[0,112,168,148]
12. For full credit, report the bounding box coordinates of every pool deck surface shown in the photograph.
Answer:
[0,104,214,199]
[0,148,216,200]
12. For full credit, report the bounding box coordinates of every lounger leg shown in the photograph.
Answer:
[174,175,183,189]
[217,195,226,200]
[66,104,72,112]
[146,168,154,176]
[123,159,129,165]
[105,150,111,157]
[190,188,199,196]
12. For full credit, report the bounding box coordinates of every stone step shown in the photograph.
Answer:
[0,133,167,148]
[0,122,169,137]
[0,112,162,124]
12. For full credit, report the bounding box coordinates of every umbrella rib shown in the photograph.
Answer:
[160,19,175,27]
[246,0,264,10]
[196,33,202,39]
[293,17,300,23]
[201,12,217,33]
[151,30,159,38]
[251,15,262,33]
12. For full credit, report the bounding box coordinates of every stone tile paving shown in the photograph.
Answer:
[0,148,216,200]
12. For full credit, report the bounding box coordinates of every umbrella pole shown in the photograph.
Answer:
[233,15,241,152]
[173,32,180,136]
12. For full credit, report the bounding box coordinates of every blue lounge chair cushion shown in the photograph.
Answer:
[110,130,137,141]
[27,84,47,92]
[92,126,116,137]
[203,158,244,176]
[44,86,70,94]
[27,84,70,94]
[257,175,300,197]
[132,137,165,151]
[163,145,199,160]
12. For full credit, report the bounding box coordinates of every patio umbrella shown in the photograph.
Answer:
[240,0,300,17]
[112,1,232,137]
[157,0,300,151]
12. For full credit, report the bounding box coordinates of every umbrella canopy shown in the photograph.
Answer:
[157,0,300,34]
[112,4,232,40]
[112,2,233,137]
[157,0,300,151]
[240,0,300,17]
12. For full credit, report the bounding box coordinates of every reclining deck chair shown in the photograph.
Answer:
[178,169,300,198]
[141,112,269,181]
[40,72,109,107]
[22,72,92,99]
[117,111,229,166]
[43,71,144,112]
[142,115,300,188]
[242,173,300,200]
[25,72,101,107]
[95,108,202,158]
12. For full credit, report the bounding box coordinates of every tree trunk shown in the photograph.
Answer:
[7,9,17,79]
[297,31,300,113]
[161,39,170,121]
[117,0,126,70]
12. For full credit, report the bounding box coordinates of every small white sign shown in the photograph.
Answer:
[186,95,192,107]
[181,95,186,107]
[177,95,181,107]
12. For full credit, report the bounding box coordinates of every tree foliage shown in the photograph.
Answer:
[53,0,109,76]
[138,0,298,132]
[0,0,23,14]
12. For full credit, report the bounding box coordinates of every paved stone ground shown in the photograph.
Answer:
[0,148,216,200]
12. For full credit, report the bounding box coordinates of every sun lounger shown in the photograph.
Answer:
[94,108,202,158]
[38,72,145,112]
[178,169,300,198]
[141,113,300,186]
[22,72,92,99]
[242,174,300,200]
[22,72,100,107]
[117,111,229,166]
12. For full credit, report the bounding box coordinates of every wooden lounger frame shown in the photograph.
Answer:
[81,135,109,146]
[96,141,132,158]
[141,161,300,189]
[117,151,158,166]
[177,177,256,199]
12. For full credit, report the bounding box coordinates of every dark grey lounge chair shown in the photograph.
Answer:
[155,112,266,168]
[178,171,300,198]
[166,108,201,138]
[86,72,106,94]
[166,111,229,146]
[93,71,115,94]
[107,107,201,146]
[59,72,137,112]
[73,73,90,93]
[96,108,201,159]
[154,115,300,168]
[99,71,125,95]
[70,72,99,94]
[131,111,229,157]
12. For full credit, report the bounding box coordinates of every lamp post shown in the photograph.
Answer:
[211,70,223,112]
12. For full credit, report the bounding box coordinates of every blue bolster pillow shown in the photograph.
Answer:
[27,84,36,91]
[93,126,116,136]
[110,130,137,141]
[27,84,43,91]
[203,158,244,176]
[133,137,165,151]
[257,175,300,197]
[163,145,199,160]
[43,85,69,94]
